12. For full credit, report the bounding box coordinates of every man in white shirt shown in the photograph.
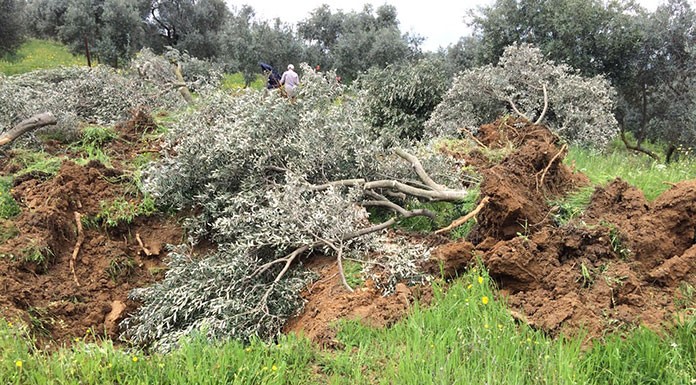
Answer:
[280,64,299,99]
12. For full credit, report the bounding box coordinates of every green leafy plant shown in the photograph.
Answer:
[106,256,136,282]
[0,177,20,219]
[96,197,139,228]
[19,240,54,272]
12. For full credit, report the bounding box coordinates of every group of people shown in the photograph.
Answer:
[263,63,299,99]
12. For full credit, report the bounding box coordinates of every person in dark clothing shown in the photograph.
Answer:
[260,62,281,89]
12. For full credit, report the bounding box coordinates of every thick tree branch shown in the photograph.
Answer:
[534,83,548,125]
[508,98,531,121]
[0,112,57,146]
[394,148,448,191]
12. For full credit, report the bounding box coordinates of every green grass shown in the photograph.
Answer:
[222,72,266,91]
[1,269,693,384]
[10,149,63,177]
[566,146,696,201]
[0,39,86,75]
[0,176,20,219]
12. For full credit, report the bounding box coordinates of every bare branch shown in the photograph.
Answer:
[507,98,531,121]
[364,179,468,201]
[435,196,490,234]
[308,179,366,191]
[0,112,58,146]
[394,148,447,191]
[536,143,567,192]
[534,83,549,125]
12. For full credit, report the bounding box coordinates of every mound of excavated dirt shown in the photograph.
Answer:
[1,113,693,349]
[426,120,696,340]
[0,109,185,348]
[289,118,694,345]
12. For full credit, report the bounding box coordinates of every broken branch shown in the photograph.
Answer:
[435,196,490,234]
[533,83,548,125]
[536,143,567,192]
[0,112,58,147]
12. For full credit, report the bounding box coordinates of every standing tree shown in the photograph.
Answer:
[58,0,100,61]
[97,0,145,67]
[24,0,70,39]
[298,4,412,82]
[0,0,26,57]
[620,0,696,161]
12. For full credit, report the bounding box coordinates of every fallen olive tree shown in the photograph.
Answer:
[123,64,472,351]
[425,43,619,148]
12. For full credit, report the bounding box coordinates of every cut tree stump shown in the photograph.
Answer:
[0,112,58,146]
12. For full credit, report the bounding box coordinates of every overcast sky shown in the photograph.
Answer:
[234,0,667,52]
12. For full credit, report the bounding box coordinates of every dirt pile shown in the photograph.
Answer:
[1,112,693,348]
[0,109,183,347]
[429,119,695,339]
[289,118,694,345]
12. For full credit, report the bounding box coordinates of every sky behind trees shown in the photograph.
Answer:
[239,0,665,51]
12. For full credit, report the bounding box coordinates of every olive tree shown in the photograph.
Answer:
[123,64,469,350]
[426,43,618,148]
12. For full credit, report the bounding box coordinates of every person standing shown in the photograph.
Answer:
[280,64,299,99]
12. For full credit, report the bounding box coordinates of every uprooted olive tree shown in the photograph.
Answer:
[425,43,619,148]
[123,64,472,351]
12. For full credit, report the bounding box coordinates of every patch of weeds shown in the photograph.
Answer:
[602,221,631,259]
[675,282,695,310]
[20,240,54,273]
[0,220,19,245]
[481,140,515,163]
[133,151,159,170]
[80,214,100,230]
[80,125,118,146]
[96,195,158,229]
[73,125,117,166]
[578,262,594,288]
[96,197,139,228]
[515,219,531,242]
[550,186,594,225]
[26,307,52,338]
[10,149,63,177]
[106,256,136,282]
[0,176,20,219]
[342,259,365,288]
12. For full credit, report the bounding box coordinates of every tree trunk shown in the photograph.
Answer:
[0,112,58,146]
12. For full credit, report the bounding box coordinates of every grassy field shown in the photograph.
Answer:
[1,268,694,384]
[0,39,86,75]
[566,144,696,201]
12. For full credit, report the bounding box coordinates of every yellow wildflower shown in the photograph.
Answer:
[467,284,473,289]
[272,365,278,371]
[132,356,138,363]
[481,296,489,305]
[478,276,484,284]
[15,360,23,368]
